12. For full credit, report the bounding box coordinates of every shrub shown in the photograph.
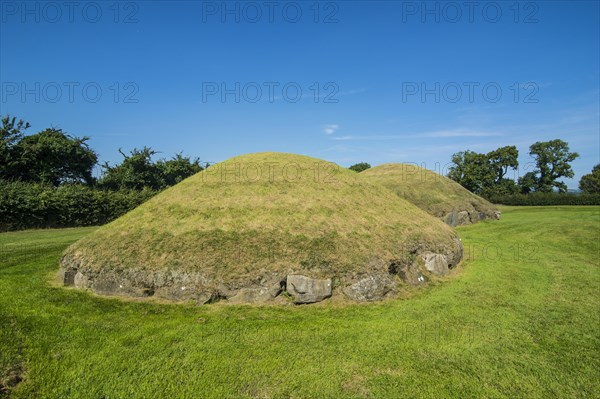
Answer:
[487,192,600,206]
[0,181,156,231]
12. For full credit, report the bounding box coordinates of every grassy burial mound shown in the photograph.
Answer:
[59,153,463,304]
[363,163,500,226]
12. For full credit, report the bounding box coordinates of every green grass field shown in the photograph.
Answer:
[1,206,599,398]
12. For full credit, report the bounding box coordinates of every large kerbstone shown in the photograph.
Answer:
[74,271,89,289]
[343,274,396,302]
[59,267,77,286]
[456,211,472,225]
[446,237,463,268]
[443,210,474,226]
[228,283,283,304]
[388,260,426,286]
[286,275,332,304]
[422,253,449,276]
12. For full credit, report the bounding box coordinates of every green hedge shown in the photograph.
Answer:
[0,181,157,231]
[488,192,600,206]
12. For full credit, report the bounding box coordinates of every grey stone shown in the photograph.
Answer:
[343,274,396,302]
[217,283,237,299]
[422,253,449,276]
[445,237,463,268]
[443,210,472,226]
[153,285,209,302]
[388,260,426,286]
[286,275,332,304]
[228,287,274,303]
[443,211,458,227]
[74,271,89,289]
[444,209,500,226]
[227,281,283,303]
[90,275,123,296]
[456,211,472,225]
[468,211,480,222]
[59,267,77,286]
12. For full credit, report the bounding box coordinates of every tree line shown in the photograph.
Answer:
[2,114,599,231]
[348,141,598,201]
[447,140,598,196]
[0,115,203,190]
[0,115,205,231]
[7,113,595,197]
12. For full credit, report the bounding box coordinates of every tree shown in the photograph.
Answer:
[98,147,164,190]
[482,146,519,196]
[579,164,600,194]
[518,172,538,194]
[487,146,519,182]
[448,146,520,197]
[525,139,579,193]
[0,115,31,178]
[98,148,203,190]
[158,153,203,186]
[349,162,371,173]
[447,150,495,194]
[8,128,97,186]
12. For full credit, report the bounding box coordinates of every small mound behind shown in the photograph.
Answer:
[362,163,500,226]
[60,153,462,304]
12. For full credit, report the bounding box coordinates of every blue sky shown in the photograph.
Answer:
[1,0,598,188]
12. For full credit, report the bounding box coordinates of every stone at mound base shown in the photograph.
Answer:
[74,271,89,289]
[58,267,77,286]
[228,283,283,304]
[422,253,449,276]
[286,275,332,304]
[388,260,426,286]
[59,256,218,303]
[343,274,396,302]
[444,210,474,227]
[444,209,501,226]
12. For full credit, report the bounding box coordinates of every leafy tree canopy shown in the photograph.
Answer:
[526,139,579,193]
[6,127,97,186]
[348,162,371,173]
[0,115,31,177]
[447,147,519,197]
[158,153,204,187]
[579,164,600,194]
[98,147,203,190]
[449,141,579,196]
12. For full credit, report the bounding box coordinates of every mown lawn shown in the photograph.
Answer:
[1,207,599,398]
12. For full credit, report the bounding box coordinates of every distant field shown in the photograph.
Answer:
[1,207,599,398]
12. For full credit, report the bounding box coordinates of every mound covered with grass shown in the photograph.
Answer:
[60,153,462,304]
[363,163,500,226]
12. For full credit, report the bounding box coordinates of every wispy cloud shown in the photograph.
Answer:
[338,87,368,96]
[329,129,503,141]
[272,87,367,102]
[332,135,398,141]
[323,124,339,135]
[418,129,504,138]
[92,133,132,137]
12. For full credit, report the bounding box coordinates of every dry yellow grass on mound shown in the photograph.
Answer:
[362,163,498,223]
[63,153,461,286]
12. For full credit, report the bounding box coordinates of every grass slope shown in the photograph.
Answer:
[362,163,497,219]
[64,153,459,285]
[1,206,599,398]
